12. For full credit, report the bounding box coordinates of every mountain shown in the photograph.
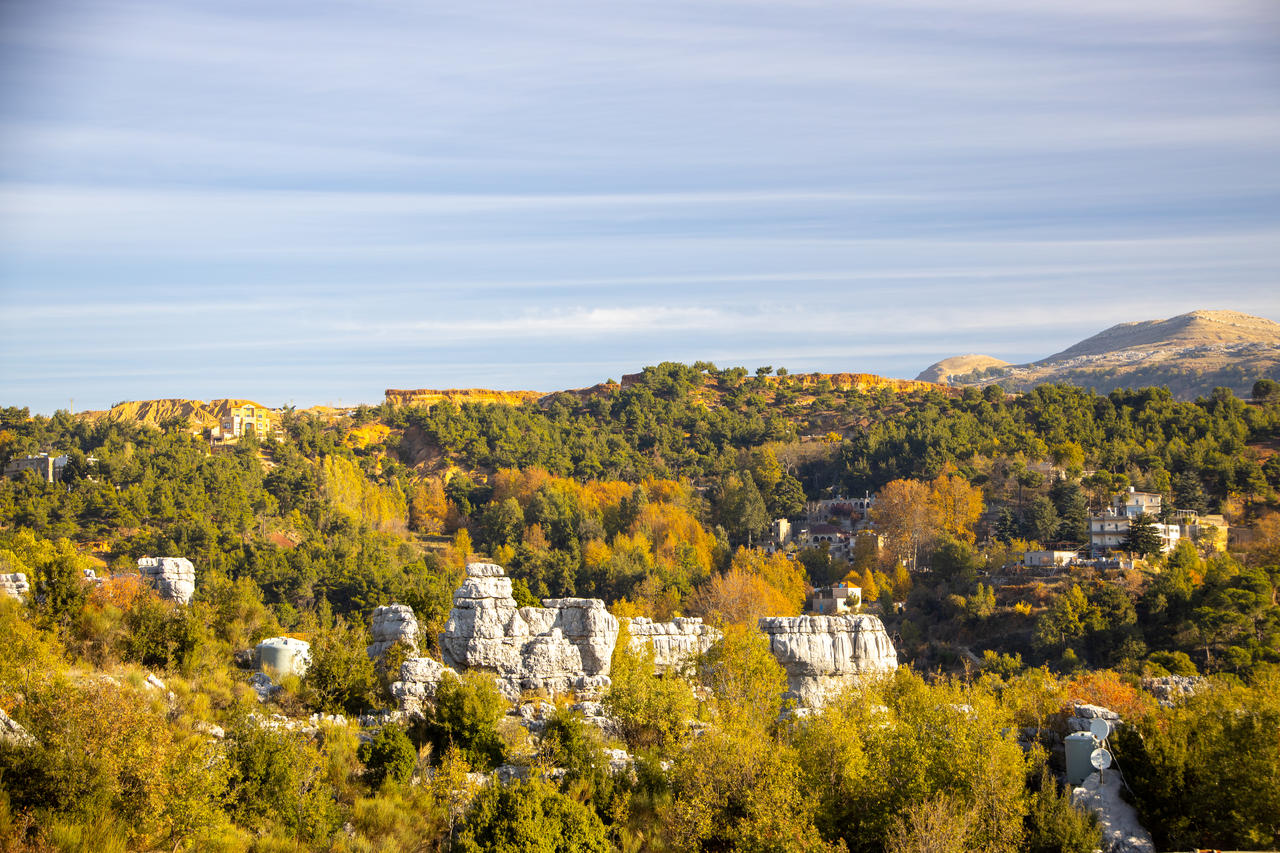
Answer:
[916,355,1011,385]
[918,310,1280,400]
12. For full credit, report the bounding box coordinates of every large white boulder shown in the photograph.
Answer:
[390,656,457,716]
[137,556,195,605]
[1073,771,1155,853]
[0,572,30,600]
[367,603,420,659]
[758,614,897,707]
[438,562,619,699]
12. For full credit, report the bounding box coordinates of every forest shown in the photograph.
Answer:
[2,365,1280,851]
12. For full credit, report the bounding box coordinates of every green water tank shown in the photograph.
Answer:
[1065,731,1097,786]
[256,637,311,677]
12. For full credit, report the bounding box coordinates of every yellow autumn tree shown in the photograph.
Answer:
[860,568,879,603]
[728,547,807,613]
[408,477,449,534]
[928,474,984,544]
[693,568,799,627]
[320,455,407,531]
[871,479,935,569]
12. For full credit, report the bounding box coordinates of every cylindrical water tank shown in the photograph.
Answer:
[256,637,311,677]
[1065,731,1098,786]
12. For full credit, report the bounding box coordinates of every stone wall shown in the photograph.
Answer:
[438,562,619,699]
[758,614,897,707]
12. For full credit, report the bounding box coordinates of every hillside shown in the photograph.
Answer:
[916,355,1011,385]
[930,310,1280,399]
[81,398,273,429]
[383,388,544,408]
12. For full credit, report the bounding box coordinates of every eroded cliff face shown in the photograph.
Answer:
[758,614,897,707]
[438,562,619,699]
[382,388,544,408]
[625,617,721,672]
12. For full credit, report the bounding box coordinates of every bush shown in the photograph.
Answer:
[1114,674,1280,850]
[359,724,418,790]
[301,616,380,715]
[120,595,202,672]
[455,777,613,853]
[1023,767,1101,853]
[540,708,615,812]
[418,670,507,771]
[1146,650,1197,676]
[222,716,343,843]
[603,622,696,750]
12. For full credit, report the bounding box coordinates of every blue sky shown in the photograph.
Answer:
[2,0,1279,413]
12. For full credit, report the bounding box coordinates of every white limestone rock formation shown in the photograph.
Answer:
[1141,675,1206,707]
[625,616,721,672]
[390,656,458,716]
[1065,703,1121,734]
[0,572,30,600]
[438,562,619,699]
[758,614,898,707]
[1073,771,1155,853]
[0,708,34,747]
[367,603,420,659]
[137,556,195,605]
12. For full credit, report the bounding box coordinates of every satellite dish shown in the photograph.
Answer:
[1090,748,1112,770]
[1089,718,1111,740]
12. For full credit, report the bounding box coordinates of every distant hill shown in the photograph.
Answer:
[922,310,1280,400]
[916,355,1011,385]
[81,398,272,429]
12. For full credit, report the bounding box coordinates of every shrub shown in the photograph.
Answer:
[1114,674,1280,851]
[359,725,418,790]
[455,777,613,853]
[1023,767,1101,853]
[222,717,343,843]
[418,670,506,771]
[120,595,202,672]
[603,622,696,751]
[301,616,380,715]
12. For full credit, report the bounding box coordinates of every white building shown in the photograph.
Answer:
[1089,512,1179,556]
[1024,550,1080,570]
[808,582,862,614]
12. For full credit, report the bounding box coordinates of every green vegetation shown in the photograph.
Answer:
[2,366,1280,849]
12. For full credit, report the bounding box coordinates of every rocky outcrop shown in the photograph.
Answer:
[1065,703,1120,734]
[1141,675,1206,707]
[0,708,34,747]
[438,562,619,699]
[137,556,195,605]
[625,617,721,672]
[0,572,30,600]
[367,604,420,660]
[1073,771,1155,853]
[390,656,458,716]
[758,614,897,707]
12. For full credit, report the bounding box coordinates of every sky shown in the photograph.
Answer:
[1,0,1279,413]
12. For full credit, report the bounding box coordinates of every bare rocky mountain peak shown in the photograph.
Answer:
[923,308,1280,400]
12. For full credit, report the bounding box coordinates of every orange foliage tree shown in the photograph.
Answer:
[871,479,935,569]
